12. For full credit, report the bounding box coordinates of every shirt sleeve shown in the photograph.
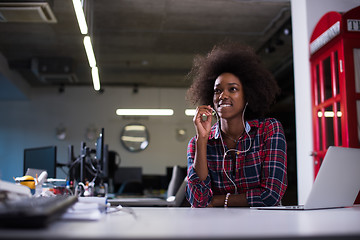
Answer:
[246,118,287,206]
[185,137,213,208]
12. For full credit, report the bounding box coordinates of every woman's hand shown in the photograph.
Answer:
[192,105,214,181]
[193,105,213,140]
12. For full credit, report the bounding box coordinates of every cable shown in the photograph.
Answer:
[211,103,252,194]
[75,182,85,196]
[67,156,81,172]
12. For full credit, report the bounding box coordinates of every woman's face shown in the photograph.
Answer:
[213,72,246,120]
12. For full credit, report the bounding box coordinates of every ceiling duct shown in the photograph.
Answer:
[31,57,78,85]
[0,2,57,23]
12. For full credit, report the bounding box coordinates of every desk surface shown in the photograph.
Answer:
[1,206,360,240]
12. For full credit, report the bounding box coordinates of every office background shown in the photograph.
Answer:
[0,0,359,204]
[0,85,194,179]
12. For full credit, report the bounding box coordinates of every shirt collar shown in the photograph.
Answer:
[209,119,260,140]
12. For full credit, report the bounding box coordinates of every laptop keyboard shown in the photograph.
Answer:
[0,195,78,228]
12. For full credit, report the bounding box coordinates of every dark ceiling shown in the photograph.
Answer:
[0,0,293,94]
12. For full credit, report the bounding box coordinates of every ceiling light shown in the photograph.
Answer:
[91,67,100,91]
[72,0,88,34]
[116,109,174,116]
[185,109,196,116]
[83,36,96,68]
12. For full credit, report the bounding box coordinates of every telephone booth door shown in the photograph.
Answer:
[310,6,360,204]
[310,41,343,175]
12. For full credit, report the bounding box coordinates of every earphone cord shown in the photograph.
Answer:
[211,103,252,194]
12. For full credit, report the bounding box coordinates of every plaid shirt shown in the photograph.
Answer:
[186,118,287,208]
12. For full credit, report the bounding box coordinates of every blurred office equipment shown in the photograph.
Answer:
[0,194,78,228]
[166,165,186,198]
[0,179,31,198]
[67,128,119,197]
[108,165,187,207]
[68,128,109,183]
[23,146,57,178]
[113,167,143,195]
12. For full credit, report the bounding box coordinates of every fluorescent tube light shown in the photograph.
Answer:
[116,109,174,116]
[84,36,96,68]
[91,67,100,91]
[72,0,88,34]
[185,109,196,116]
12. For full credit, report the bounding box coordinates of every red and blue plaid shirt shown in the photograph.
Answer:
[186,118,287,208]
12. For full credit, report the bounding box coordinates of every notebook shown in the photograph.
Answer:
[108,166,187,207]
[252,146,360,210]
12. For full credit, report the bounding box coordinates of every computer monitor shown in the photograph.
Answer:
[68,145,77,181]
[66,128,108,183]
[102,144,109,179]
[24,146,57,178]
[95,128,108,179]
[96,128,104,165]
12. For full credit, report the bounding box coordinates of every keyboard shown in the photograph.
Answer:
[0,195,78,228]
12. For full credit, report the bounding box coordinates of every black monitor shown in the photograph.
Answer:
[95,128,108,179]
[68,145,77,181]
[96,128,104,164]
[24,146,57,178]
[102,144,109,179]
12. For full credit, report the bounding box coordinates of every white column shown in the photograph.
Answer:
[291,0,313,204]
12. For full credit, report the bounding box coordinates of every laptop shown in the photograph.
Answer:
[252,146,360,210]
[108,166,187,207]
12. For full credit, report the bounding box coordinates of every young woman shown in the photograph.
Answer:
[185,43,287,208]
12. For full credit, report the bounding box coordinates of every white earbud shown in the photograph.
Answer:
[201,107,217,121]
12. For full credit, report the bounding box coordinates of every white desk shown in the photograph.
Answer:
[1,206,360,239]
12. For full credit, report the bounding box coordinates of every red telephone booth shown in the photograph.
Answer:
[310,6,360,203]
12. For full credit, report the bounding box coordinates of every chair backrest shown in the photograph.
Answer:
[173,177,188,207]
[167,165,186,198]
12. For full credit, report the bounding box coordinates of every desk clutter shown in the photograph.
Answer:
[0,190,78,228]
[19,128,110,198]
[0,128,189,229]
[0,128,113,228]
[0,179,112,228]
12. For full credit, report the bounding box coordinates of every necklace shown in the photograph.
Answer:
[222,131,242,143]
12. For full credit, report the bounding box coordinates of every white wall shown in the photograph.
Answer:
[291,0,360,204]
[0,86,195,182]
